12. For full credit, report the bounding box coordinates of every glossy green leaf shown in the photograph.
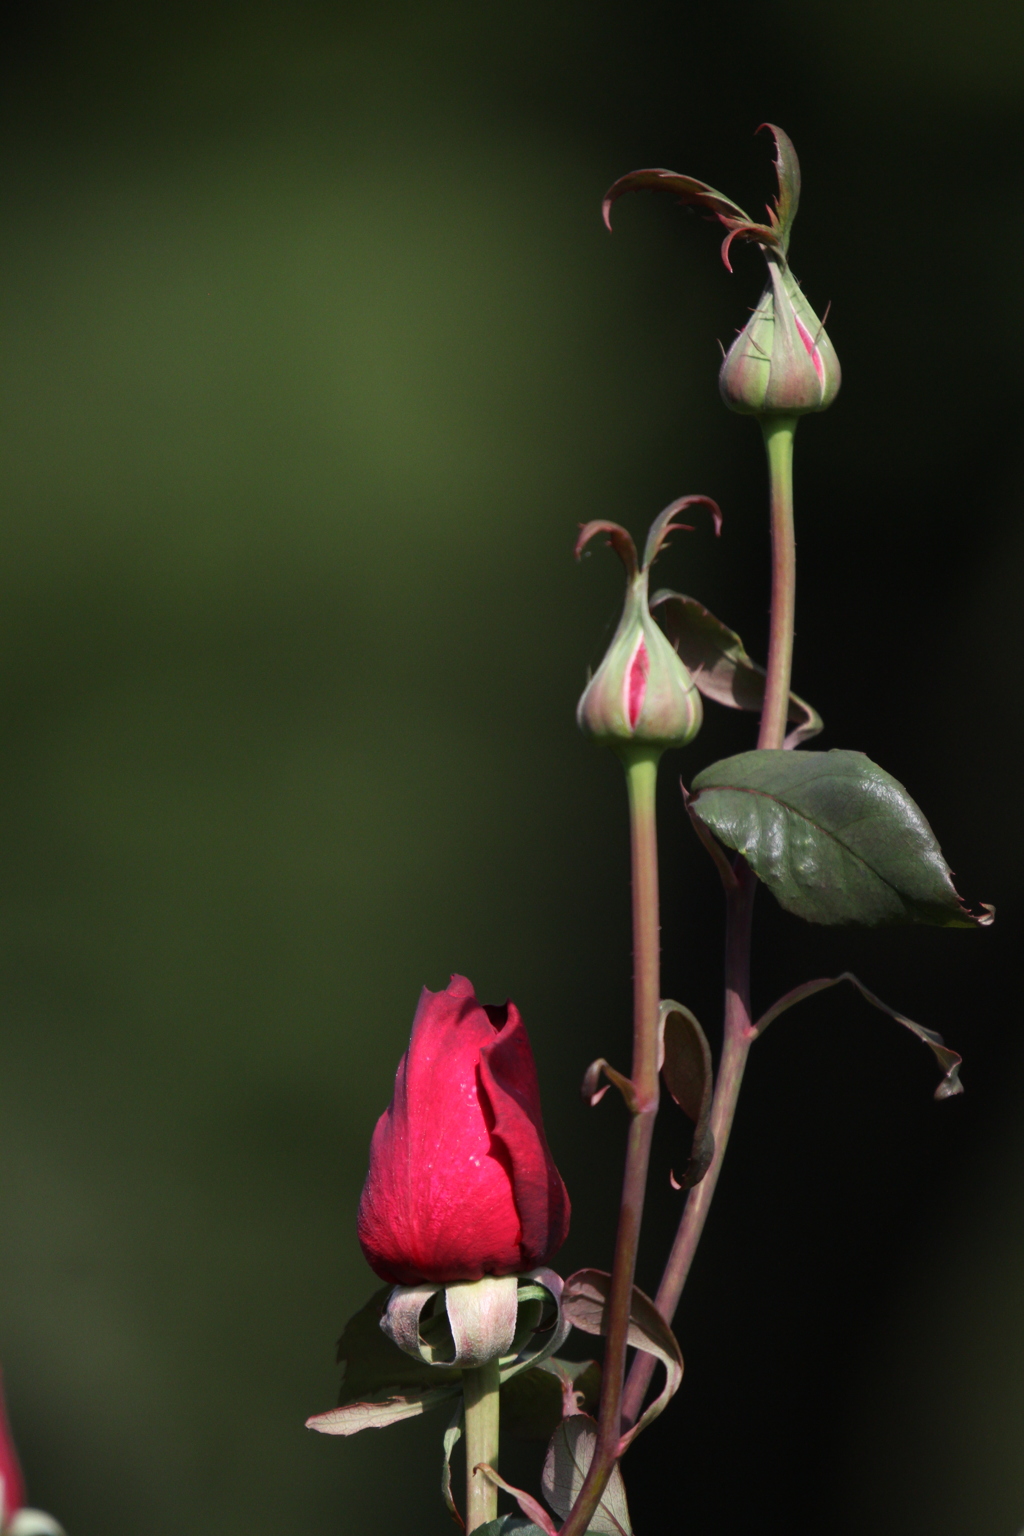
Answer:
[689,750,984,928]
[500,1357,600,1442]
[652,591,821,747]
[659,1001,714,1189]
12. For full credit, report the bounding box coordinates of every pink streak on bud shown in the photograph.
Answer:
[626,636,649,729]
[794,314,825,386]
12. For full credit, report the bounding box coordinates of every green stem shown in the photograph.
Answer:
[463,1358,501,1532]
[622,412,800,1426]
[560,747,662,1536]
[757,416,798,752]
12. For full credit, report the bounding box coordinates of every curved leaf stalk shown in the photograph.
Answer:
[559,749,662,1536]
[463,1358,501,1530]
[620,864,756,1425]
[758,417,798,753]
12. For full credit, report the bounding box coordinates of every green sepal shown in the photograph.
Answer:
[689,750,987,928]
[761,123,801,252]
[335,1286,461,1402]
[602,127,802,270]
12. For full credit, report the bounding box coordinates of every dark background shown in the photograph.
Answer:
[2,2,1022,1533]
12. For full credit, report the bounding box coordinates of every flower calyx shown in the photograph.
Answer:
[604,124,840,419]
[719,254,840,417]
[576,496,719,759]
[381,1268,571,1375]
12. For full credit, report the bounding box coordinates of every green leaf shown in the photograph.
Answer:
[562,1270,683,1451]
[542,1416,633,1535]
[659,1001,714,1189]
[651,591,821,747]
[689,750,985,928]
[500,1357,600,1442]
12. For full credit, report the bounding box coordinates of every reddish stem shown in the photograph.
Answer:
[621,413,797,1429]
[559,748,662,1536]
[621,863,755,1425]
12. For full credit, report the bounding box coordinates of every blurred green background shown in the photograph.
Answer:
[2,2,1023,1532]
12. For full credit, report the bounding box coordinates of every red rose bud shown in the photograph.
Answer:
[357,976,570,1286]
[0,1373,63,1535]
[0,1376,24,1531]
[718,255,840,417]
[576,498,719,757]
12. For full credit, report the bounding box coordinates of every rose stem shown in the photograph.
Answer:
[619,863,755,1425]
[463,1357,501,1531]
[620,413,799,1428]
[560,745,662,1536]
[755,416,797,754]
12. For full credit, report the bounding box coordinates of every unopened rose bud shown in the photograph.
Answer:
[357,975,570,1286]
[576,498,719,758]
[0,1372,64,1536]
[603,126,841,423]
[719,255,840,417]
[0,1378,24,1534]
